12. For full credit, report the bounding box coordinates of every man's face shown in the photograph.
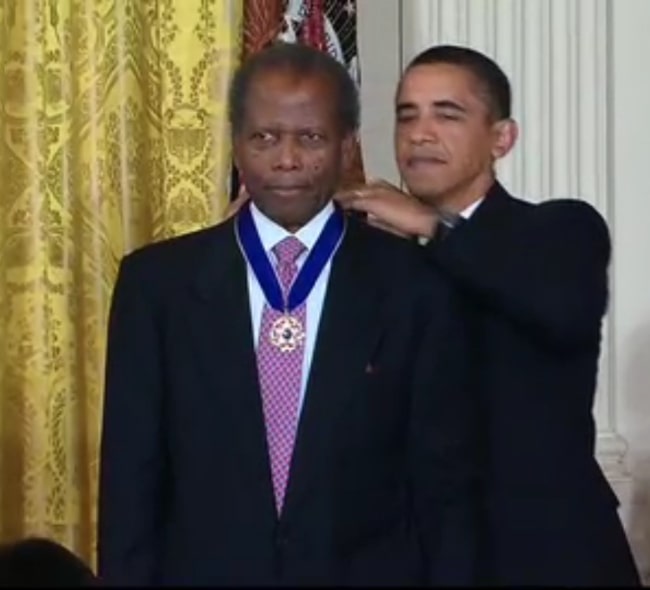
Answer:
[394,63,515,208]
[233,69,355,231]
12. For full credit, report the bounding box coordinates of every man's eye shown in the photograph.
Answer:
[302,132,324,142]
[437,113,461,121]
[251,132,274,142]
[396,114,416,124]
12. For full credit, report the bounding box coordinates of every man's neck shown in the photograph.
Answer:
[252,202,332,234]
[434,172,495,214]
[250,200,335,252]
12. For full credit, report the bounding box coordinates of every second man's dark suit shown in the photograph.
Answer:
[97,212,478,586]
[425,181,640,586]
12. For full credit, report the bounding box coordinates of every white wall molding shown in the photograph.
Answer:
[598,431,631,481]
[356,0,401,185]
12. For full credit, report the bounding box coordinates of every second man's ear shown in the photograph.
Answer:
[491,118,519,160]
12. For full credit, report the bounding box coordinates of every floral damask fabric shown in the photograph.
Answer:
[0,0,242,566]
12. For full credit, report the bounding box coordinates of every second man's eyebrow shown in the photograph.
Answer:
[395,100,468,114]
[431,99,467,113]
[396,101,417,114]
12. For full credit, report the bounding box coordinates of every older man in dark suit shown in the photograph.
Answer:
[97,42,478,586]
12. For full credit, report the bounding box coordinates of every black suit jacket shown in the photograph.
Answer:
[425,181,640,586]
[97,214,478,586]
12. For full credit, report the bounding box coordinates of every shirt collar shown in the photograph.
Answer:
[460,197,484,219]
[249,200,335,257]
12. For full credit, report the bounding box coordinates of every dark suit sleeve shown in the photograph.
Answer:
[98,253,166,585]
[425,199,610,352]
[408,270,480,586]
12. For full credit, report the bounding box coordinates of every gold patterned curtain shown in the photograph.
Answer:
[0,0,242,566]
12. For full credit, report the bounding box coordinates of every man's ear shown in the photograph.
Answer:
[342,132,358,171]
[231,135,241,171]
[491,118,518,160]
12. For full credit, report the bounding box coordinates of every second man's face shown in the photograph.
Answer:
[394,63,509,208]
[234,69,354,232]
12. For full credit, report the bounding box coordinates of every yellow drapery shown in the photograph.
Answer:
[0,0,242,565]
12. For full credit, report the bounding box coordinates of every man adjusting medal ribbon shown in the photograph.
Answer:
[236,199,346,353]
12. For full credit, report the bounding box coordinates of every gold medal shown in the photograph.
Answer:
[269,314,305,353]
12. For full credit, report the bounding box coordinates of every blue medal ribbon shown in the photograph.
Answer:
[236,202,345,312]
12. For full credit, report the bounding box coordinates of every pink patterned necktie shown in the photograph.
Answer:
[256,236,307,515]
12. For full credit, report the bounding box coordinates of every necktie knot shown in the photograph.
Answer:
[273,236,305,266]
[272,236,305,294]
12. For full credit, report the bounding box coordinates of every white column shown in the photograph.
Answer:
[356,0,402,185]
[401,0,628,478]
[610,0,650,580]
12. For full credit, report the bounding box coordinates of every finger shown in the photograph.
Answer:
[333,188,356,205]
[340,196,376,213]
[366,177,399,192]
[224,205,239,219]
[237,185,249,200]
[236,183,250,202]
[229,196,246,210]
[367,215,409,238]
[334,188,368,208]
[224,193,249,219]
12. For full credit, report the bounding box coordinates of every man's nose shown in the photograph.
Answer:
[273,136,302,170]
[408,117,439,144]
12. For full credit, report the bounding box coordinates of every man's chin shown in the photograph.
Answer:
[403,182,445,206]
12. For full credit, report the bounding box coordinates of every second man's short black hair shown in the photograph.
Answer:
[406,44,512,120]
[228,42,360,135]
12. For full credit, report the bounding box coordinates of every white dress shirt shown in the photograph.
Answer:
[246,201,338,415]
[460,197,484,219]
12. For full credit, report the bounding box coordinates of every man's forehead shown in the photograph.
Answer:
[250,67,332,92]
[396,64,492,113]
[248,72,332,103]
[244,72,336,113]
[399,64,479,94]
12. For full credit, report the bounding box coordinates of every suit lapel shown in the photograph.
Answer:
[186,220,274,501]
[469,180,515,227]
[282,219,386,520]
